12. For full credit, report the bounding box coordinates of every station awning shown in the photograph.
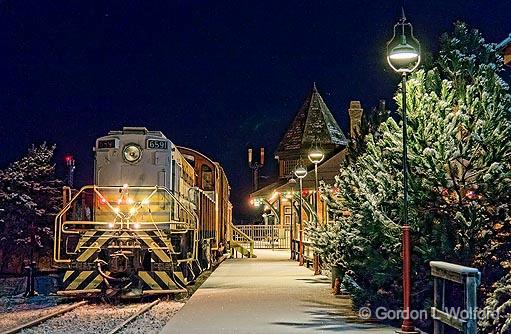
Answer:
[250,149,347,200]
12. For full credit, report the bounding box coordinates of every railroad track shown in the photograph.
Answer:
[1,301,88,334]
[106,299,160,334]
[1,299,161,334]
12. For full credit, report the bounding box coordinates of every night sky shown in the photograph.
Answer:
[0,1,509,220]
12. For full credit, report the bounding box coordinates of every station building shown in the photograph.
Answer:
[498,33,511,66]
[248,84,366,262]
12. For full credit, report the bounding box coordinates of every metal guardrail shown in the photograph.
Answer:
[430,261,481,334]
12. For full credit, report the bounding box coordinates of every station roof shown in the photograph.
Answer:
[250,179,288,199]
[497,33,511,50]
[275,84,347,159]
[498,33,511,66]
[251,149,347,199]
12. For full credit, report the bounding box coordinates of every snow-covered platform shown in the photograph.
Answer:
[160,249,396,334]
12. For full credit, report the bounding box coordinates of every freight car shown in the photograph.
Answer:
[53,127,231,298]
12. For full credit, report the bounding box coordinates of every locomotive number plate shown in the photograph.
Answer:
[97,139,118,149]
[147,139,168,150]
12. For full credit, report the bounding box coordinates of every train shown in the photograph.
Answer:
[53,127,232,298]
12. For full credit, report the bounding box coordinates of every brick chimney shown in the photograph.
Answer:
[348,101,363,138]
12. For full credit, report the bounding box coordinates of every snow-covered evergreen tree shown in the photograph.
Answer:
[479,271,511,334]
[0,143,63,272]
[309,22,511,328]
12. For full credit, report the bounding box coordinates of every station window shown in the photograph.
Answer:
[202,165,214,191]
[279,159,298,177]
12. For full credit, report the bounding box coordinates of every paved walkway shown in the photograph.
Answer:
[160,249,396,334]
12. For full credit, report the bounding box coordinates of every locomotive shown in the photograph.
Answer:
[53,127,231,297]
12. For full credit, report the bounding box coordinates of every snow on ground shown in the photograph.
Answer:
[13,301,185,334]
[0,277,27,297]
[0,260,219,333]
[0,303,69,332]
[118,300,185,334]
[0,275,59,298]
[19,303,141,334]
[0,294,74,332]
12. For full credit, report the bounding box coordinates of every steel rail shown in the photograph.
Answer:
[106,299,161,334]
[0,301,88,334]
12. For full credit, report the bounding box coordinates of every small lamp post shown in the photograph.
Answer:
[386,9,420,334]
[294,165,307,266]
[288,177,297,260]
[308,146,324,275]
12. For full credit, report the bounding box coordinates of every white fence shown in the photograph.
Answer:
[235,225,290,249]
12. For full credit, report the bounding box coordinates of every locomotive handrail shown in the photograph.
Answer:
[54,185,201,263]
[157,186,200,261]
[54,185,95,262]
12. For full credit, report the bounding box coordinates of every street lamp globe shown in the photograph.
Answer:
[308,148,324,165]
[294,166,307,179]
[386,11,420,73]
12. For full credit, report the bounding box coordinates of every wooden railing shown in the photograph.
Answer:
[291,240,313,266]
[236,225,290,249]
[430,261,480,334]
[228,223,256,258]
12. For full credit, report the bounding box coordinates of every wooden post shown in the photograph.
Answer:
[430,261,480,334]
[465,275,478,334]
[433,277,444,334]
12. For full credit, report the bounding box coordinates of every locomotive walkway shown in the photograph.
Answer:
[160,249,396,334]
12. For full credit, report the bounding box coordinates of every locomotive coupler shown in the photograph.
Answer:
[95,259,129,283]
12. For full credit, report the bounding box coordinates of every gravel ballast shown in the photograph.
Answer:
[15,300,184,334]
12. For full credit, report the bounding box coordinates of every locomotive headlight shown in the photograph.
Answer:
[123,144,142,163]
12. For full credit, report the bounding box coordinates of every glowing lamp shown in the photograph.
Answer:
[388,43,419,61]
[308,148,325,164]
[294,166,307,179]
[386,11,420,73]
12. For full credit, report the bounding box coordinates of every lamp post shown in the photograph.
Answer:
[288,177,297,260]
[308,146,324,275]
[294,165,307,266]
[386,9,420,334]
